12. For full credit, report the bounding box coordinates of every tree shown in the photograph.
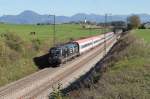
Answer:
[127,15,141,29]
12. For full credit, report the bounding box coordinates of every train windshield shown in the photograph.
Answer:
[50,48,61,56]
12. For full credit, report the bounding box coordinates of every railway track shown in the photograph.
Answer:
[0,35,117,99]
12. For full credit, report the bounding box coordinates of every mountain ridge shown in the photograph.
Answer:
[0,10,149,24]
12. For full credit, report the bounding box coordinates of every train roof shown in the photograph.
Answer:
[74,32,114,44]
[74,35,102,43]
[51,42,77,50]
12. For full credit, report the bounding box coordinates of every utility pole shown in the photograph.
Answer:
[108,13,112,28]
[103,13,112,56]
[105,14,108,33]
[104,14,108,56]
[50,14,56,47]
[53,15,56,47]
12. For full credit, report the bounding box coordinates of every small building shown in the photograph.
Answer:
[144,22,150,29]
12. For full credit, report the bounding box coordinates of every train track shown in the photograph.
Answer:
[0,35,117,99]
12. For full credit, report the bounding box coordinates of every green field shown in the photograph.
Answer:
[0,24,104,45]
[132,29,150,42]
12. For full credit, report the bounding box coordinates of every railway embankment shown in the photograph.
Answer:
[53,32,150,99]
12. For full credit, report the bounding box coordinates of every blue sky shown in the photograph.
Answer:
[0,0,149,16]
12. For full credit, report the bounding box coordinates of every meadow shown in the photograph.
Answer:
[0,23,105,87]
[0,24,104,44]
[132,29,150,42]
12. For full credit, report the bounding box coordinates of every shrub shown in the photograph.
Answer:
[31,38,41,51]
[0,40,21,64]
[50,84,63,99]
[0,41,9,65]
[3,32,25,52]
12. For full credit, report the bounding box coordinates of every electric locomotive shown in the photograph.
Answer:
[49,42,79,64]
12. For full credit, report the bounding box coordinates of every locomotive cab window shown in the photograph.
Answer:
[50,48,62,56]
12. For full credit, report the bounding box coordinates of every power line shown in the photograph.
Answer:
[50,14,56,47]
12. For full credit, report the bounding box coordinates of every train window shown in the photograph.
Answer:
[95,38,104,43]
[55,50,60,54]
[62,48,68,57]
[81,42,92,48]
[94,39,101,43]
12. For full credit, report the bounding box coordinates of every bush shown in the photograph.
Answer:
[0,40,21,64]
[3,32,25,52]
[31,39,41,51]
[0,41,10,65]
[0,35,38,87]
[50,84,63,99]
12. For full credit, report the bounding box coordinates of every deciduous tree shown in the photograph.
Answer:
[127,15,141,29]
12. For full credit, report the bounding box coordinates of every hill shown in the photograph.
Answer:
[0,10,150,24]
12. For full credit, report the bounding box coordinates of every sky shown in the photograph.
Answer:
[0,0,149,16]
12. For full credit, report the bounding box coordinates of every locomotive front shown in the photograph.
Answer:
[49,47,62,64]
[49,42,79,65]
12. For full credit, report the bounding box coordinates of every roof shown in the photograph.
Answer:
[75,35,103,44]
[74,32,113,44]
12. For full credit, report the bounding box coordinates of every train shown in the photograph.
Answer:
[112,21,128,33]
[48,32,118,65]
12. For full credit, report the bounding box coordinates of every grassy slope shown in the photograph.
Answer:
[0,24,104,87]
[67,30,150,99]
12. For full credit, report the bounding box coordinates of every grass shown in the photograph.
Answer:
[0,24,104,44]
[132,29,150,42]
[0,33,38,87]
[0,23,106,87]
[66,32,150,99]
